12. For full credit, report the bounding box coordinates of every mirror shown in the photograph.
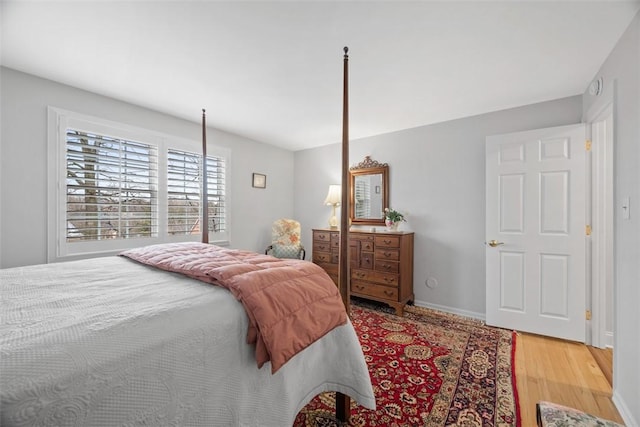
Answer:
[349,156,389,226]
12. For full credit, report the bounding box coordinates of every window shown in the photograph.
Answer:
[167,149,226,235]
[66,130,158,241]
[48,108,230,261]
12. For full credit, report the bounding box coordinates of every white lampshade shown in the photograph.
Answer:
[324,185,341,229]
[324,184,342,206]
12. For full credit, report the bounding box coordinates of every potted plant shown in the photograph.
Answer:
[384,207,406,231]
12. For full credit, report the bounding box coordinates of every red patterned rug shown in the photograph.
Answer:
[294,302,520,426]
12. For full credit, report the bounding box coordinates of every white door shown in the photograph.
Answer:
[486,124,587,342]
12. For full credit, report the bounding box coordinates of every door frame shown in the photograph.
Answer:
[584,98,615,349]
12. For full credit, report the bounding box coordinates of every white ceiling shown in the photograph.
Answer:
[2,1,639,151]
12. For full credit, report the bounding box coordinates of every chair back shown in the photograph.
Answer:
[272,219,301,246]
[268,219,305,259]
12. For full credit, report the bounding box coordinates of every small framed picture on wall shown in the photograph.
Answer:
[252,173,266,189]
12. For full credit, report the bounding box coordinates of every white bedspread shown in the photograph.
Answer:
[0,256,375,426]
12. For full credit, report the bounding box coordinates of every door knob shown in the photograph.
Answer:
[487,240,504,247]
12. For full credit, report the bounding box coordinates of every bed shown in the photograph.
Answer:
[1,48,365,426]
[0,246,375,426]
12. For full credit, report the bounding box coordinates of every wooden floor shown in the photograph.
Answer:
[588,345,614,386]
[515,332,623,425]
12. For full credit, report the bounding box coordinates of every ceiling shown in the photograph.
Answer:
[2,1,639,151]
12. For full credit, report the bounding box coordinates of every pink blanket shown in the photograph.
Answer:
[120,242,347,373]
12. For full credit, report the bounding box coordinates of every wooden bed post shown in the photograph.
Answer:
[202,109,209,244]
[336,45,351,423]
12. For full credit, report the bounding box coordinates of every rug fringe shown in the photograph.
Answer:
[404,304,485,326]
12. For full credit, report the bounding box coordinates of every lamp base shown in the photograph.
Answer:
[328,205,339,229]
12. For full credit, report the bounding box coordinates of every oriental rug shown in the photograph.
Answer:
[294,302,520,426]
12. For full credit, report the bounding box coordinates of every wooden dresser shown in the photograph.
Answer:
[312,228,414,315]
[311,229,341,285]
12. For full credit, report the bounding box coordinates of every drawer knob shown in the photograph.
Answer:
[384,277,396,284]
[384,290,394,296]
[384,239,391,244]
[384,252,392,257]
[355,285,365,291]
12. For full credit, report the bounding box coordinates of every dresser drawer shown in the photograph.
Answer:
[375,248,399,261]
[321,263,338,286]
[313,231,333,242]
[375,235,400,248]
[350,234,374,252]
[313,252,334,264]
[351,280,398,301]
[322,262,337,274]
[327,273,338,286]
[375,260,399,274]
[359,252,374,269]
[330,233,340,248]
[313,242,333,253]
[352,269,399,287]
[361,241,374,251]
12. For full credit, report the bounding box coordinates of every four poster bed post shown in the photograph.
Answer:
[202,108,209,244]
[199,47,354,423]
[336,46,351,422]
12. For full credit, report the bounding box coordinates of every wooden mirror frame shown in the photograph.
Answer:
[349,156,389,226]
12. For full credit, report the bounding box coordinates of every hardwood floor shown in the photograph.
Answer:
[515,332,623,425]
[588,345,614,386]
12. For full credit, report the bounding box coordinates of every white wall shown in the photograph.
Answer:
[0,67,295,268]
[582,12,639,427]
[295,96,582,318]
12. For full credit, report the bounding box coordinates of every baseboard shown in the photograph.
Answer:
[612,390,638,427]
[413,299,485,322]
[605,331,614,349]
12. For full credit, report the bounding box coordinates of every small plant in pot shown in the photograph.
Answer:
[384,208,406,231]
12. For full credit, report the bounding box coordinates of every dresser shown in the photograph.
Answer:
[311,229,341,285]
[312,228,414,315]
